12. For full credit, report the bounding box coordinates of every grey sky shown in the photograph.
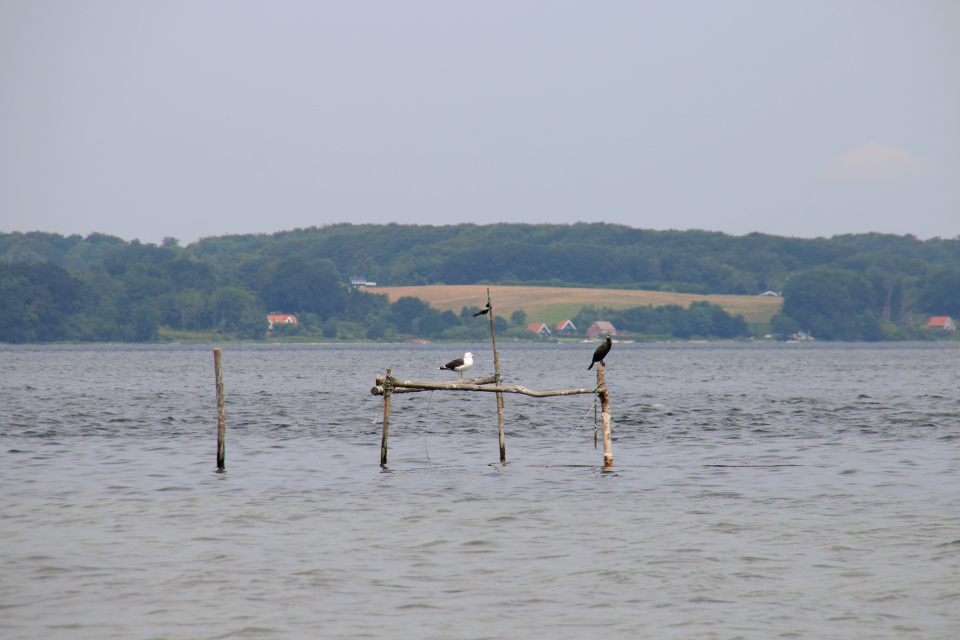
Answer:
[2,1,958,245]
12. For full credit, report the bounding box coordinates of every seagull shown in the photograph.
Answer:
[587,335,612,370]
[439,352,475,380]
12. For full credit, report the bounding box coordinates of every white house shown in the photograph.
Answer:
[348,277,376,288]
[267,314,298,327]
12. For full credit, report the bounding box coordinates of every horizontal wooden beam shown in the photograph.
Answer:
[371,376,594,398]
[372,374,499,394]
[375,374,497,387]
[373,385,442,395]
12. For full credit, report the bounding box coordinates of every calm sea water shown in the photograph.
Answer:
[2,342,959,639]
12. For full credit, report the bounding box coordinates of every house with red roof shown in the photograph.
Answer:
[927,316,956,331]
[586,320,624,337]
[267,314,298,328]
[527,323,552,338]
[555,319,577,335]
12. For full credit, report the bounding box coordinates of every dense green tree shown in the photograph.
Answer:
[342,287,389,322]
[214,287,264,334]
[322,318,338,338]
[259,256,346,320]
[237,309,268,340]
[0,275,38,343]
[158,289,208,331]
[413,309,445,338]
[132,302,161,342]
[574,301,747,339]
[769,313,801,339]
[440,310,461,328]
[781,269,881,341]
[161,258,217,291]
[388,296,437,335]
[918,268,960,316]
[0,262,82,342]
[365,314,388,340]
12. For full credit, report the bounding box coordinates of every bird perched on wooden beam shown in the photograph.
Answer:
[588,335,612,370]
[472,304,491,317]
[439,352,475,380]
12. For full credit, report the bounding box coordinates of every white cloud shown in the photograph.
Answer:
[824,143,924,182]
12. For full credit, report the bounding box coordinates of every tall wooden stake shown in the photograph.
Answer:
[597,362,613,467]
[486,289,506,462]
[214,347,226,471]
[381,367,392,467]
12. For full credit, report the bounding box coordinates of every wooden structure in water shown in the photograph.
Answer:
[214,347,226,472]
[371,289,613,468]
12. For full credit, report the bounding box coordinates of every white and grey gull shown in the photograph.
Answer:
[439,352,475,380]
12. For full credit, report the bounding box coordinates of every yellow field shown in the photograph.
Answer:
[370,285,782,325]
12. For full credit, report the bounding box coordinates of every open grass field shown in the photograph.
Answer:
[371,285,783,326]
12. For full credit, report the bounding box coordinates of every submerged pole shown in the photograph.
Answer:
[214,347,226,471]
[381,367,392,467]
[486,288,506,462]
[597,362,612,467]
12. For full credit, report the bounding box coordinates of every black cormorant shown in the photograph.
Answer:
[588,335,612,370]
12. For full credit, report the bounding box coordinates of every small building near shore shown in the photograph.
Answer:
[554,320,577,335]
[586,320,623,337]
[527,323,552,338]
[927,316,956,331]
[267,314,298,327]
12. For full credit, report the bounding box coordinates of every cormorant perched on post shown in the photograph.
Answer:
[439,352,475,380]
[472,304,491,317]
[588,335,612,370]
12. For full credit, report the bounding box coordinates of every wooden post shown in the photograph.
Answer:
[486,288,506,462]
[597,362,612,467]
[380,367,392,467]
[214,348,226,471]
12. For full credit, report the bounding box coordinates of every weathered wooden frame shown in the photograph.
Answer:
[372,364,612,468]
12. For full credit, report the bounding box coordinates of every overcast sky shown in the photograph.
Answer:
[2,1,958,245]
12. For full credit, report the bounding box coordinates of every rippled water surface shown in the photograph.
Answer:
[2,342,959,639]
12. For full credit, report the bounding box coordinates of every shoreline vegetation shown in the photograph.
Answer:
[9,331,958,346]
[2,224,959,344]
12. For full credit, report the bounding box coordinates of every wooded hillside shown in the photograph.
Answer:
[2,224,958,342]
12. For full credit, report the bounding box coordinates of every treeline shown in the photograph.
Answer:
[771,266,960,341]
[572,302,748,340]
[1,225,959,343]
[0,245,384,343]
[5,224,960,295]
[0,239,522,343]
